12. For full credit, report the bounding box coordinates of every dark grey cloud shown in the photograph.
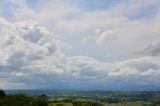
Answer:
[135,40,160,56]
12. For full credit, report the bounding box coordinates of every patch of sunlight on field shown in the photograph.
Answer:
[105,102,144,106]
[49,102,73,106]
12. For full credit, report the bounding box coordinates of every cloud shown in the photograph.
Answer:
[96,31,113,45]
[71,56,160,85]
[0,17,66,87]
[65,56,104,80]
[108,67,138,77]
[135,39,160,56]
[0,17,160,89]
[0,81,26,89]
[81,30,113,45]
[81,35,96,43]
[0,0,160,89]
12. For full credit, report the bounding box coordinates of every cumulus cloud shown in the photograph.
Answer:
[65,56,105,80]
[96,31,113,45]
[1,0,160,61]
[0,17,160,89]
[82,30,113,45]
[0,17,66,87]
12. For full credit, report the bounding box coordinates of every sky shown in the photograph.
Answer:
[0,0,160,90]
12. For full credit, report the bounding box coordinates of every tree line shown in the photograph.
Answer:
[0,89,48,106]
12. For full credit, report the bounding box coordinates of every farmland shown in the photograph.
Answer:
[1,90,160,106]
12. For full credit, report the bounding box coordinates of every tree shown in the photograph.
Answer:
[32,94,48,106]
[0,89,5,97]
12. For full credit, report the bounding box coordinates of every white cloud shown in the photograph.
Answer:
[1,17,160,88]
[0,0,160,89]
[0,17,66,87]
[81,35,97,43]
[0,80,26,89]
[96,31,113,45]
[108,67,139,77]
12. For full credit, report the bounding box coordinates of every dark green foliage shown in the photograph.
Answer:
[105,97,120,104]
[1,90,160,106]
[0,94,33,106]
[150,98,160,106]
[34,94,48,106]
[0,92,48,106]
[0,90,5,97]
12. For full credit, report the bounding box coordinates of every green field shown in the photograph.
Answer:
[1,90,160,106]
[104,102,144,106]
[48,102,145,106]
[49,102,73,106]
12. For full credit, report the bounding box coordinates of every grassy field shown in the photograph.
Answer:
[104,102,144,106]
[48,102,144,106]
[49,102,73,106]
